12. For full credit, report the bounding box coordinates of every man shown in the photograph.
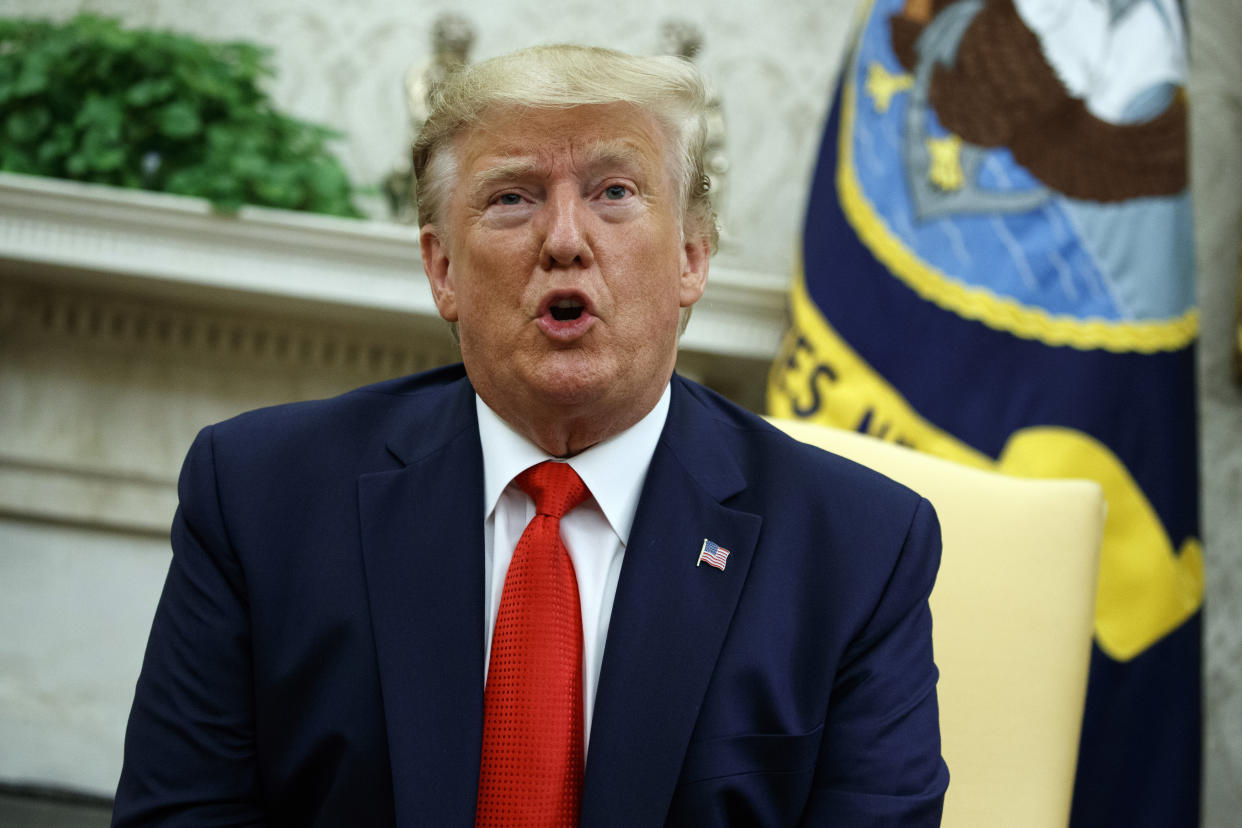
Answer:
[114,45,948,826]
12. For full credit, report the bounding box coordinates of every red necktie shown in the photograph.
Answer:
[476,461,588,827]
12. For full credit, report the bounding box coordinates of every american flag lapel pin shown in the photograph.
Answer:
[697,538,730,571]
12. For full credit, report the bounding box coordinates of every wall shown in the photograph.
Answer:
[1189,0,1242,821]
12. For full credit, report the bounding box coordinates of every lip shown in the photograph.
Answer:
[535,290,597,341]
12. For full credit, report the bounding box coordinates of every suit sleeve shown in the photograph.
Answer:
[113,426,266,826]
[802,496,950,826]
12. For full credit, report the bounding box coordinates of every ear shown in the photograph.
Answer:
[420,224,458,322]
[678,233,711,308]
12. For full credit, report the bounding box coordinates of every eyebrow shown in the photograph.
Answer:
[468,159,539,195]
[467,141,651,195]
[581,142,648,178]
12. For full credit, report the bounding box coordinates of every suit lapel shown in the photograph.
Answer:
[581,379,763,826]
[358,378,486,827]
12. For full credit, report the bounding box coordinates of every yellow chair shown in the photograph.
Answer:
[769,418,1105,827]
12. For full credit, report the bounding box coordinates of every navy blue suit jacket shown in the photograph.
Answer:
[114,365,948,826]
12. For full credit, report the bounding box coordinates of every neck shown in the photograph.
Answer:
[480,380,669,458]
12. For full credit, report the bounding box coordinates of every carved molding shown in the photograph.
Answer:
[0,276,461,537]
[0,278,459,377]
[0,454,176,536]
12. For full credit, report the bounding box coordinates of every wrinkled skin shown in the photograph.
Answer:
[421,103,711,456]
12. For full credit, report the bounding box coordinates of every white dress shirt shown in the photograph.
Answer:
[475,385,670,750]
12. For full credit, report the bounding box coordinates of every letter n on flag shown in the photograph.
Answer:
[767,1,1202,824]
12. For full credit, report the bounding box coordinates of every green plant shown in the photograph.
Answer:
[0,14,361,217]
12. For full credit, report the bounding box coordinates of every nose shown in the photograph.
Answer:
[539,184,594,270]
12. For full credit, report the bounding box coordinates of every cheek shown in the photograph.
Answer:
[614,278,684,340]
[454,274,531,345]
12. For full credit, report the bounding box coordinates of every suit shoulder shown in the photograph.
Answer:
[191,364,473,482]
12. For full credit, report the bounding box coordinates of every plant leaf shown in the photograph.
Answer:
[13,54,49,96]
[5,107,51,142]
[125,77,175,107]
[75,94,123,134]
[5,13,359,215]
[156,101,202,139]
[91,147,126,171]
[65,153,90,176]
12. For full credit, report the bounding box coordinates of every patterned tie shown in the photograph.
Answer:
[476,461,589,827]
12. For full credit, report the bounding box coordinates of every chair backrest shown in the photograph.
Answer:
[768,418,1105,827]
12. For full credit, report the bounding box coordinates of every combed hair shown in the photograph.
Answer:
[411,44,718,251]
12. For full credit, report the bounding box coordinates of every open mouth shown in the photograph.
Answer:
[549,298,585,322]
[537,292,595,340]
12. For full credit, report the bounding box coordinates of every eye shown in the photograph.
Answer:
[495,192,523,206]
[603,184,631,200]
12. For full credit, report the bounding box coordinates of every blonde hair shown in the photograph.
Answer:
[411,44,718,251]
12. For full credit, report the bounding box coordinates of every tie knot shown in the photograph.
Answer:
[514,461,588,520]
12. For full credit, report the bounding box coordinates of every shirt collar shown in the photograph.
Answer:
[475,384,671,545]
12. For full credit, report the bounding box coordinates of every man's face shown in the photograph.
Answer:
[421,103,710,447]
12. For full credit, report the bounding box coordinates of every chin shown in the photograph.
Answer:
[524,351,619,405]
[531,372,612,408]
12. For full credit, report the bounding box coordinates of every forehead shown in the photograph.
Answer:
[454,102,673,180]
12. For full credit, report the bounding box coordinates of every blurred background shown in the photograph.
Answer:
[0,0,1237,824]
